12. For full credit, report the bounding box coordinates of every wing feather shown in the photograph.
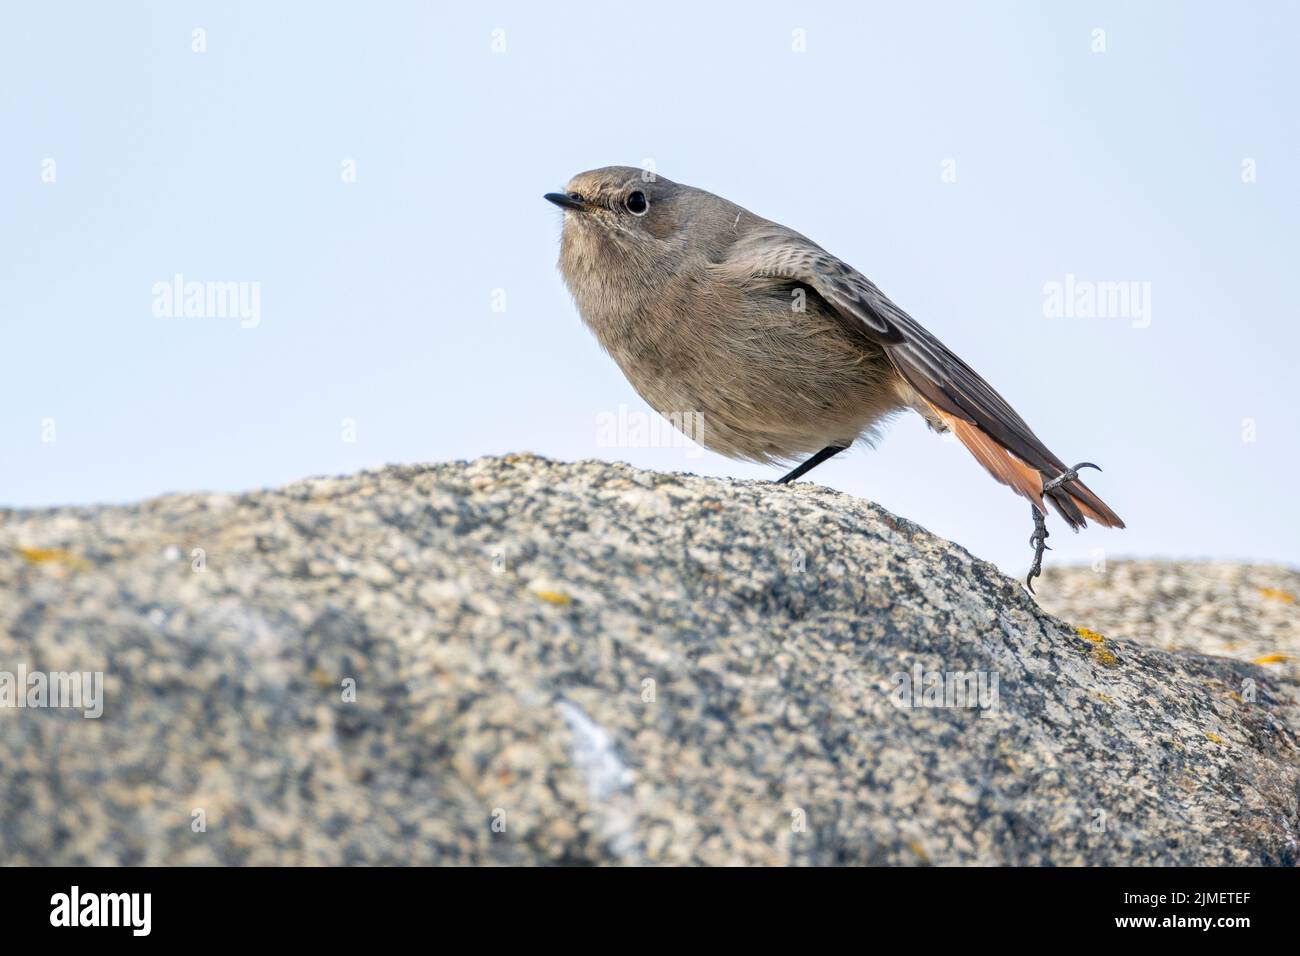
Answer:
[726,227,1124,530]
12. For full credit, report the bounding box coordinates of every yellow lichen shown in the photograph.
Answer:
[1095,691,1114,704]
[908,841,930,864]
[534,589,572,605]
[18,547,90,571]
[1257,587,1296,603]
[1075,627,1116,666]
[1251,654,1292,665]
[1204,732,1226,745]
[1092,647,1119,668]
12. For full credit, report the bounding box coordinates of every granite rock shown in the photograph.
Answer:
[1,455,1296,865]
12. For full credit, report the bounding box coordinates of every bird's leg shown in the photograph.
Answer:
[775,444,849,484]
[1025,462,1101,593]
[1026,505,1050,592]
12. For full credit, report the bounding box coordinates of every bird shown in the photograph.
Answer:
[545,166,1123,589]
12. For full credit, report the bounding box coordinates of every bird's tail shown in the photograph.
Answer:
[928,405,1125,531]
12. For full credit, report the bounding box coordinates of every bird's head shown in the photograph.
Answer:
[547,166,738,293]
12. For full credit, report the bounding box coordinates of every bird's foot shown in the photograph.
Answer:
[1024,462,1102,594]
[1026,505,1051,593]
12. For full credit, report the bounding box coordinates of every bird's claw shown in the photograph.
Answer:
[1025,462,1102,595]
[1042,461,1100,494]
[1025,505,1050,593]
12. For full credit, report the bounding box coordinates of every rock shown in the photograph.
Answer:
[1035,561,1300,684]
[0,454,1295,865]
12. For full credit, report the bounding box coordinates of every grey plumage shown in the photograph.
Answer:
[547,166,1123,533]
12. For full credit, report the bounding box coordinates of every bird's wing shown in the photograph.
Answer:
[726,227,907,345]
[725,228,1124,529]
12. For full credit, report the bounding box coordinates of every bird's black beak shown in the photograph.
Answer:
[544,192,587,211]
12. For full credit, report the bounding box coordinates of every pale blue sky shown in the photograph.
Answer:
[2,1,1296,576]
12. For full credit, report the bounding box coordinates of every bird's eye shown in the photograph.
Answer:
[624,191,648,216]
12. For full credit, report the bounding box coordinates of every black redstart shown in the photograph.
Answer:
[546,167,1124,588]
